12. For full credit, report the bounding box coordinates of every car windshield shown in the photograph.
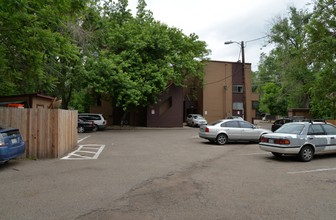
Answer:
[275,123,304,134]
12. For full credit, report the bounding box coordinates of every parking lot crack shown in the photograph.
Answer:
[75,153,231,219]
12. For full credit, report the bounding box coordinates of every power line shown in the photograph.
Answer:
[245,35,268,44]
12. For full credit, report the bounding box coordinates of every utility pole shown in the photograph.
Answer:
[224,40,246,120]
[241,41,246,120]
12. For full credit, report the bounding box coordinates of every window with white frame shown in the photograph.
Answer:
[232,85,243,93]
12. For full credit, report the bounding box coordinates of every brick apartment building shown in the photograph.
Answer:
[89,60,260,127]
[199,60,259,123]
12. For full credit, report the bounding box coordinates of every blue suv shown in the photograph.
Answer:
[0,126,25,164]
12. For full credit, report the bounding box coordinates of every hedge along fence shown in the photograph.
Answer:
[0,107,78,159]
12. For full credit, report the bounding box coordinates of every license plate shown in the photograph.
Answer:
[11,138,18,144]
[268,139,274,143]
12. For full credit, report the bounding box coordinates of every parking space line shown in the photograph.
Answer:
[61,144,105,160]
[91,145,106,159]
[288,167,336,174]
[78,135,91,143]
[68,153,93,159]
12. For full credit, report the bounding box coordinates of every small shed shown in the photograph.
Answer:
[0,93,57,109]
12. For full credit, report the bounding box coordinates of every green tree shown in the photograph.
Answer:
[1,0,209,112]
[259,82,288,116]
[0,0,89,108]
[306,0,336,118]
[84,0,209,112]
[256,6,313,114]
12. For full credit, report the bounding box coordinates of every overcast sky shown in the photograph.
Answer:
[128,0,312,71]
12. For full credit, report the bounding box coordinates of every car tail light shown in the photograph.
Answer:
[274,139,290,145]
[259,137,290,145]
[260,137,268,142]
[205,127,210,132]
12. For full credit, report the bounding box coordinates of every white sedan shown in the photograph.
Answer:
[259,121,336,162]
[187,114,207,127]
[199,119,272,145]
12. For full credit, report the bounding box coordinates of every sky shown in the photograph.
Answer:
[128,0,312,71]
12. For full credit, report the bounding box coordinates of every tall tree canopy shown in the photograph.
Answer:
[83,0,209,111]
[0,0,209,111]
[306,0,336,118]
[257,6,312,112]
[0,0,89,109]
[256,0,335,118]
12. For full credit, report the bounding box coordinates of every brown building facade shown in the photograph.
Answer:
[89,85,184,127]
[199,60,259,123]
[89,60,259,127]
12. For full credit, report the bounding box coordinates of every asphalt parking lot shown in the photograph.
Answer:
[1,124,336,220]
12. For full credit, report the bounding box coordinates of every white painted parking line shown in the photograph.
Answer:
[78,135,91,143]
[288,167,336,174]
[61,144,105,160]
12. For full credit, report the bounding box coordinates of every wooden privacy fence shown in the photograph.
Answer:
[0,107,78,159]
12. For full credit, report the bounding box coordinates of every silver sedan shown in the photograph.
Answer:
[199,119,272,145]
[187,114,207,127]
[259,121,336,162]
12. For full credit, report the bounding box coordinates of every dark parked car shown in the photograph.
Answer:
[77,118,96,133]
[0,126,25,164]
[271,118,293,131]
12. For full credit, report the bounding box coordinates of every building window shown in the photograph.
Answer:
[233,102,243,110]
[233,85,243,93]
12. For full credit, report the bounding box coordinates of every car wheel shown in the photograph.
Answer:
[216,134,228,145]
[299,146,314,162]
[92,125,99,132]
[78,126,85,133]
[272,152,282,157]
